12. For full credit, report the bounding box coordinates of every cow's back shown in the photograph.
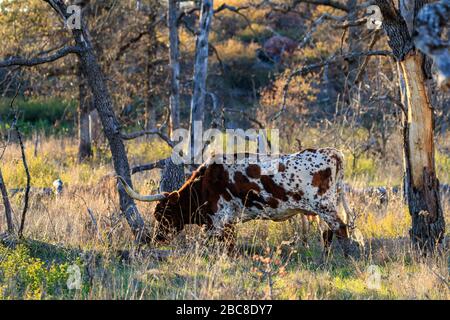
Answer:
[203,148,343,223]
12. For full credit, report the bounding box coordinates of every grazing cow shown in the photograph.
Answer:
[118,148,363,256]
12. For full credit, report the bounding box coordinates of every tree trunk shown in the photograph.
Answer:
[0,167,14,234]
[159,158,185,193]
[145,14,157,131]
[69,11,149,242]
[77,61,93,162]
[189,0,214,162]
[168,0,181,138]
[401,52,445,252]
[376,0,446,253]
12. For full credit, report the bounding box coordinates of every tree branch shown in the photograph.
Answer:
[121,129,175,148]
[293,0,349,12]
[131,159,167,174]
[272,50,393,121]
[223,108,265,129]
[0,46,81,68]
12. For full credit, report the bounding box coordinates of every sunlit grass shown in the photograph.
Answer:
[0,135,448,300]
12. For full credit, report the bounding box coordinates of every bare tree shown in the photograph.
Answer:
[376,0,446,253]
[189,0,214,162]
[0,0,149,242]
[168,0,181,138]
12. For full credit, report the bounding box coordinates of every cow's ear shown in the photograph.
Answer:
[167,191,180,202]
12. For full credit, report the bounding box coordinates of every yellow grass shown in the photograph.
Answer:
[0,135,448,300]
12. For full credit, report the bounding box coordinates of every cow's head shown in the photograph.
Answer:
[116,176,183,243]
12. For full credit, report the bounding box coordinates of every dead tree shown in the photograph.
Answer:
[145,5,159,131]
[376,0,446,253]
[189,0,214,162]
[0,0,149,242]
[168,0,181,137]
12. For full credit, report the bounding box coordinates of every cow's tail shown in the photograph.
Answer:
[334,150,356,229]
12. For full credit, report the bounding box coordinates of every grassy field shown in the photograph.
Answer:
[0,133,449,300]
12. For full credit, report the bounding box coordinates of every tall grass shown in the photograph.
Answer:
[0,134,448,300]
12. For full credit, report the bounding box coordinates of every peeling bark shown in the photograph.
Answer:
[401,52,445,251]
[377,0,446,253]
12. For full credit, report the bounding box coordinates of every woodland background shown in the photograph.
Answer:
[0,0,449,299]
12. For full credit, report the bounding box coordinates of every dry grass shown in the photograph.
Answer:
[0,135,449,300]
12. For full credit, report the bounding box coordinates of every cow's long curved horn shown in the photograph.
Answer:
[116,176,167,202]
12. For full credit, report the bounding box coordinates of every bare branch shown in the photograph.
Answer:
[223,108,265,129]
[131,159,167,175]
[272,50,393,121]
[121,129,175,148]
[354,30,382,84]
[115,31,147,61]
[0,46,81,68]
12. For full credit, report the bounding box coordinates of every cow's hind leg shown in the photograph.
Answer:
[206,223,236,255]
[300,214,310,248]
[322,228,333,258]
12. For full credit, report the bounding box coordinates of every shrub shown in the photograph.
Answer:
[0,244,78,300]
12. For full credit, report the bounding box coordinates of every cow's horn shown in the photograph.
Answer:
[116,176,167,202]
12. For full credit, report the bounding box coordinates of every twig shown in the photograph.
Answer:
[271,50,393,121]
[10,90,30,238]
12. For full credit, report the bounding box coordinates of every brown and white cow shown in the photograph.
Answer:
[117,148,363,256]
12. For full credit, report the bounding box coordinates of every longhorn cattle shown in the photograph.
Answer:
[118,148,363,256]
